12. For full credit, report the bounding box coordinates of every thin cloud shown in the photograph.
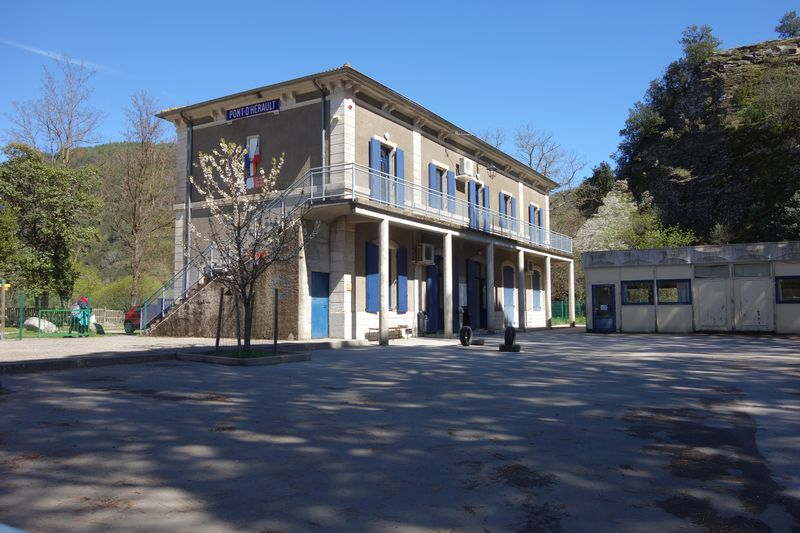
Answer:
[0,38,119,74]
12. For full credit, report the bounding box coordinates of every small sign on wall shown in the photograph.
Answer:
[226,99,281,121]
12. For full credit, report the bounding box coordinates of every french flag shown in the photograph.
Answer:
[243,137,262,189]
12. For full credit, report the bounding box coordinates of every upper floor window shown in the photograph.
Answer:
[498,192,516,230]
[244,135,261,189]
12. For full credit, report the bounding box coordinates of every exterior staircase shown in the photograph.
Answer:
[139,169,319,332]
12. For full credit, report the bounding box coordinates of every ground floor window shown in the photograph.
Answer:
[657,279,691,304]
[621,280,654,305]
[530,269,542,310]
[776,276,800,303]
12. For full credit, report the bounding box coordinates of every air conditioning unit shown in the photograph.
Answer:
[415,243,435,265]
[458,157,476,178]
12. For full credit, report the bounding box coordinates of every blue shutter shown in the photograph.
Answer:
[528,204,535,240]
[532,271,542,310]
[369,139,381,200]
[446,170,456,213]
[468,180,478,229]
[394,148,405,207]
[365,241,379,312]
[482,186,490,231]
[537,207,543,227]
[510,196,517,232]
[498,192,506,228]
[397,247,408,313]
[428,163,439,209]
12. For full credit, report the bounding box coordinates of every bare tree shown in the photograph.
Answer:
[514,123,585,189]
[188,139,317,350]
[5,59,102,165]
[109,92,174,306]
[478,127,506,149]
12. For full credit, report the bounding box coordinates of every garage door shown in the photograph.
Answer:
[695,278,729,331]
[733,263,774,332]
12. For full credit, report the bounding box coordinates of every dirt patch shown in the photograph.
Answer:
[81,495,132,512]
[2,452,45,468]
[624,387,800,528]
[519,500,567,533]
[86,384,233,403]
[492,463,557,489]
[657,494,770,532]
[209,424,236,432]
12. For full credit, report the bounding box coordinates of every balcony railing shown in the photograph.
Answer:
[306,163,573,254]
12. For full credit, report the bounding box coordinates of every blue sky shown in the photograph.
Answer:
[0,1,794,176]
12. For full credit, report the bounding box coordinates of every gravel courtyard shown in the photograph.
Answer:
[1,330,799,532]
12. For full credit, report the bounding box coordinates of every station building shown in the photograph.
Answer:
[583,242,800,334]
[150,65,576,342]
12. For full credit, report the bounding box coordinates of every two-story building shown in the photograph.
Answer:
[148,65,576,343]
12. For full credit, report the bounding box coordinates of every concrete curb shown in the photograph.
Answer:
[0,351,178,375]
[176,352,310,366]
[0,339,368,374]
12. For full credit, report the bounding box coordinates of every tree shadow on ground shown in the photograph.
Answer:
[0,330,798,532]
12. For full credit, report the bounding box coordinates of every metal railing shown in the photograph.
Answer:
[140,162,573,330]
[307,163,573,254]
[139,170,316,330]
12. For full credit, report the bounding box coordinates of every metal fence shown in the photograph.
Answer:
[551,300,586,324]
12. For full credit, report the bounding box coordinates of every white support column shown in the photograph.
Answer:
[379,218,389,345]
[443,233,453,337]
[568,260,576,327]
[297,225,311,340]
[517,249,526,331]
[545,255,552,328]
[485,241,496,332]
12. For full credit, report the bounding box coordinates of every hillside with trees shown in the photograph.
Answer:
[616,28,800,243]
[1,61,175,311]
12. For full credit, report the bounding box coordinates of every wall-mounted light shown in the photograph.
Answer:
[486,163,497,179]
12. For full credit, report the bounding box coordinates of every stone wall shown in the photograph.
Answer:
[150,260,299,340]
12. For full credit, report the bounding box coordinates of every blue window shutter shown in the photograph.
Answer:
[498,192,506,228]
[537,207,543,227]
[397,247,408,313]
[369,139,381,200]
[482,186,490,231]
[528,204,535,239]
[532,271,541,310]
[365,241,379,312]
[428,163,439,209]
[394,149,405,207]
[468,180,477,229]
[510,196,517,232]
[446,170,456,213]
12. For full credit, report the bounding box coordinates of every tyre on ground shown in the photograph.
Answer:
[459,326,472,346]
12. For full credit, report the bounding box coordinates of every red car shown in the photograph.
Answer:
[124,307,141,335]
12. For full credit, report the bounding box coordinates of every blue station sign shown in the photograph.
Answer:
[226,99,281,121]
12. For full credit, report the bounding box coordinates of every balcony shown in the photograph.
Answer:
[305,163,573,255]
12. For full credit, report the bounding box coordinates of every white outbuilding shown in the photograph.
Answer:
[582,242,800,334]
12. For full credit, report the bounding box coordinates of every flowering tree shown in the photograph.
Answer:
[188,139,316,349]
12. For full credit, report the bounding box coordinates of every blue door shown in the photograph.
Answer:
[310,271,329,338]
[503,266,515,326]
[426,264,440,333]
[467,260,481,328]
[591,284,616,333]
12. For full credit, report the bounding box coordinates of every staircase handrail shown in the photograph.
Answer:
[139,169,315,329]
